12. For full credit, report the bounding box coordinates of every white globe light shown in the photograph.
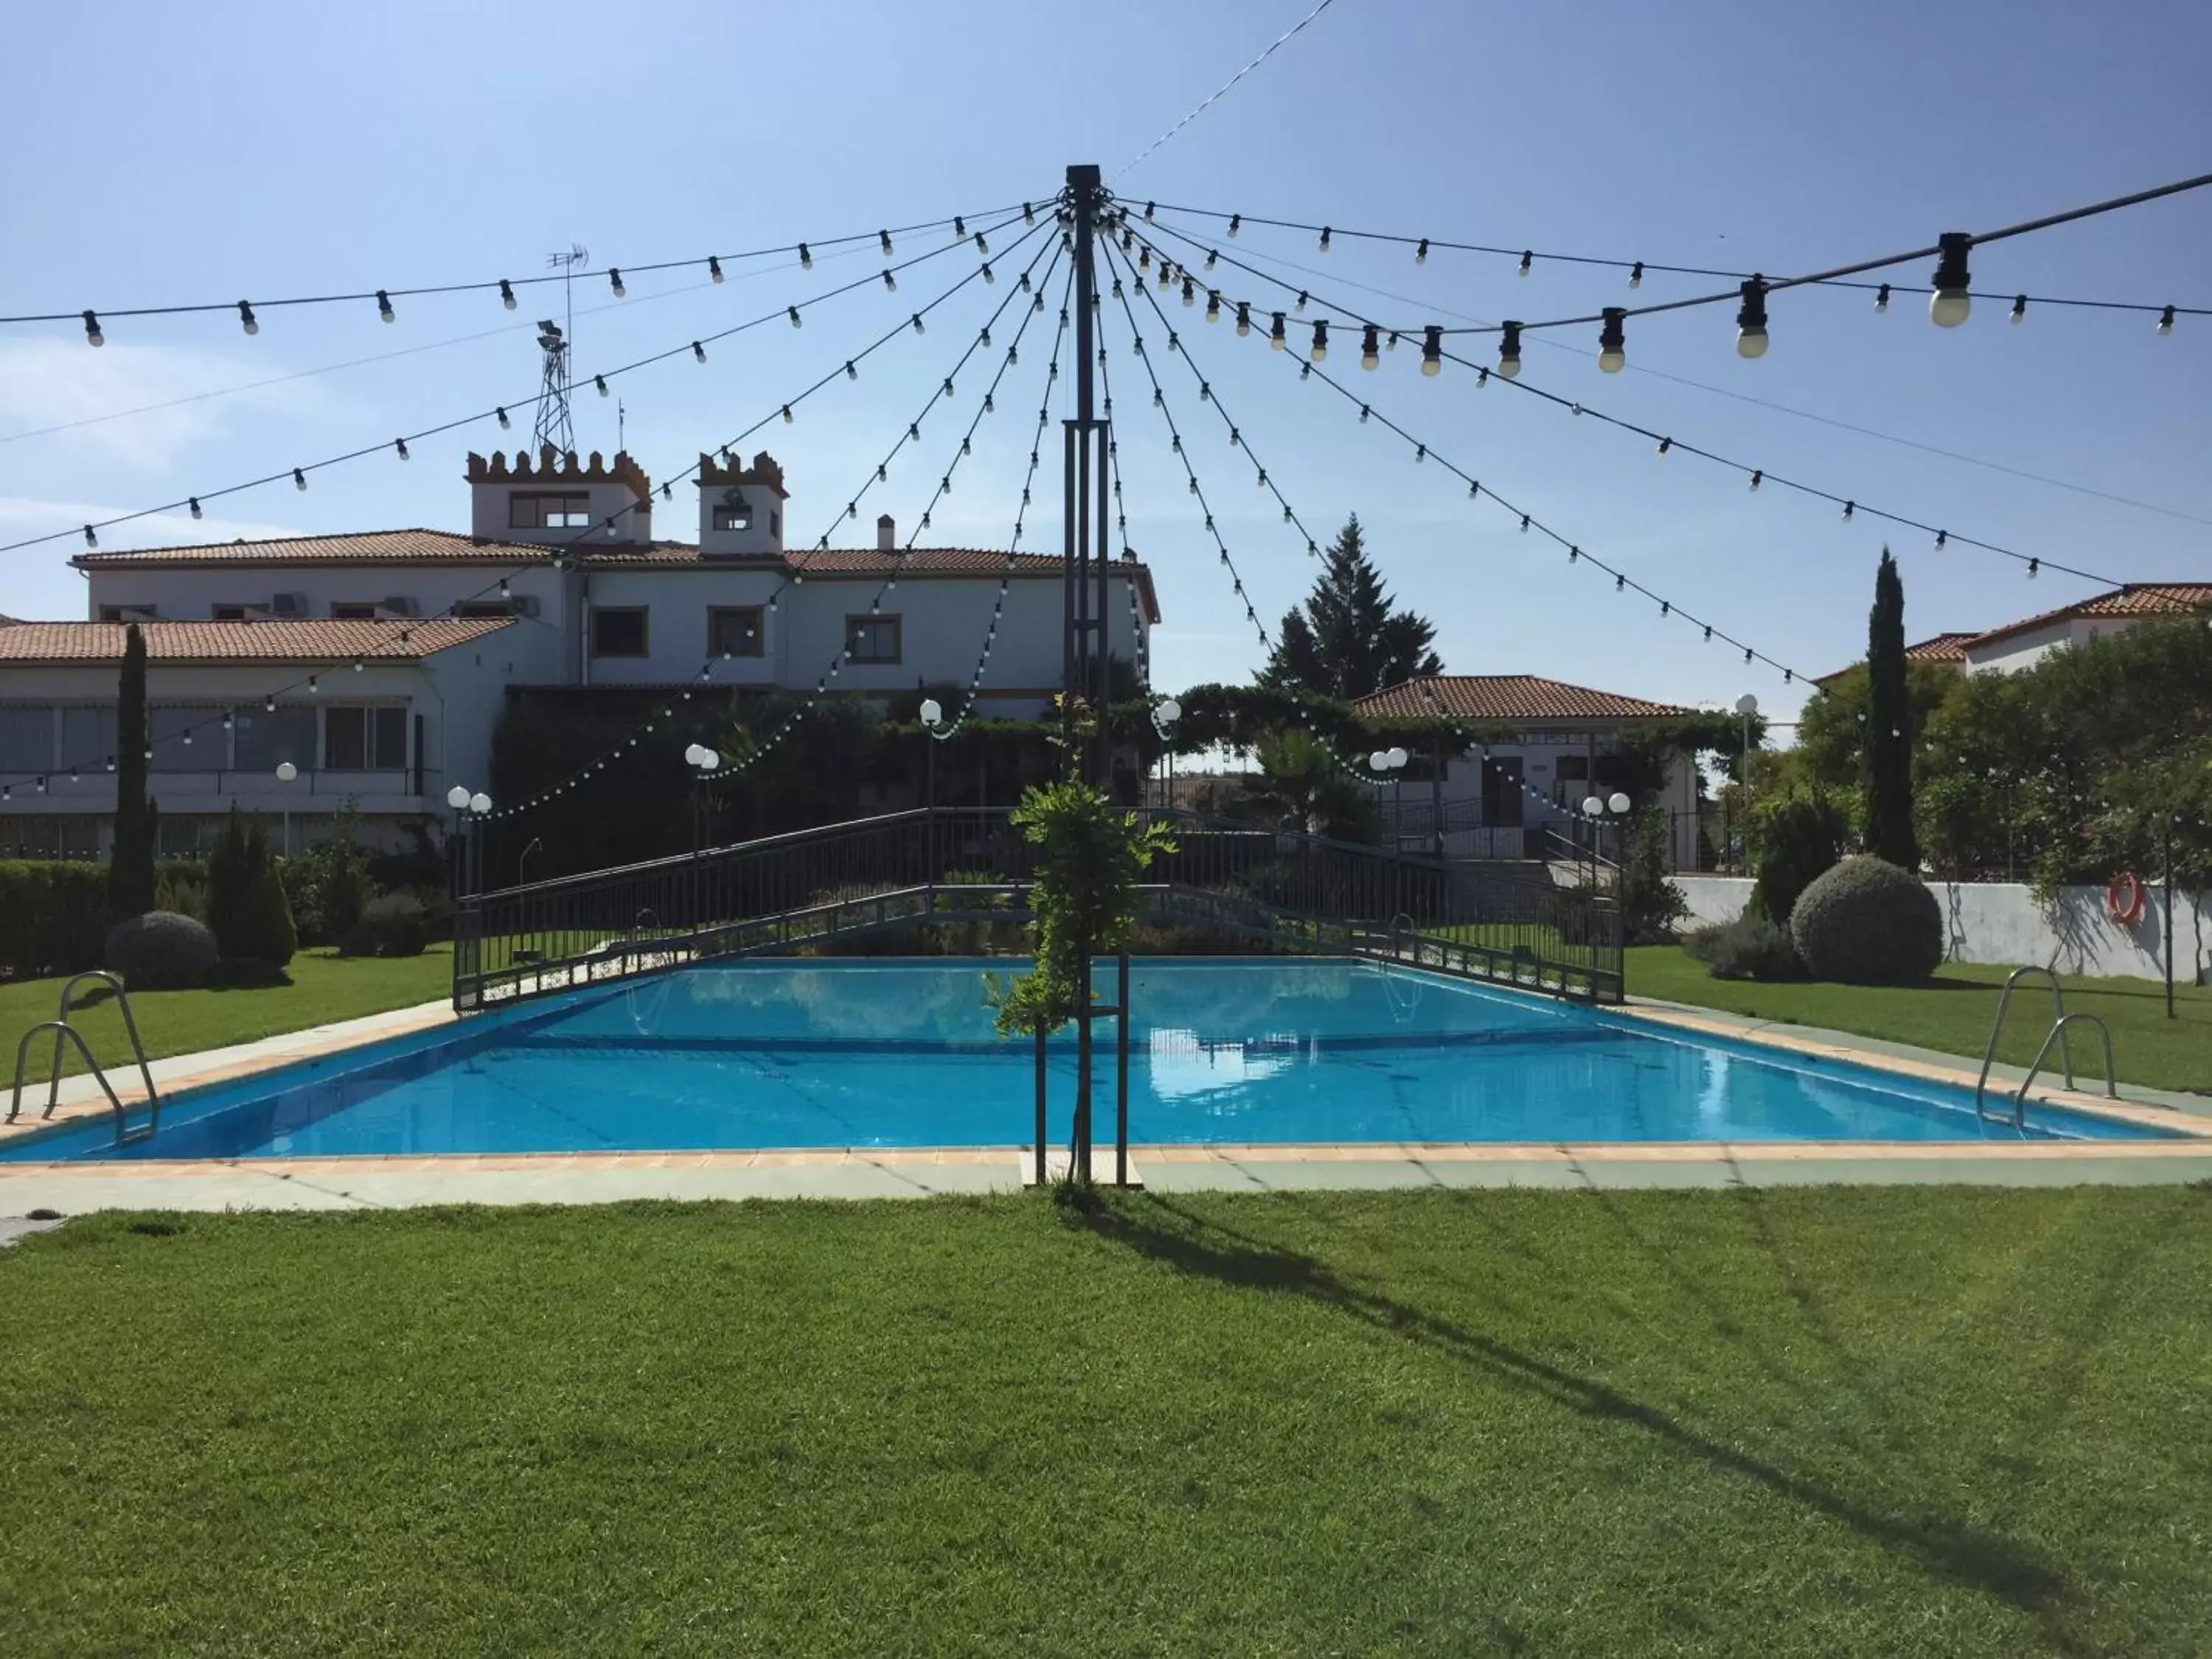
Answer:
[1368,751,1388,771]
[682,743,703,767]
[1386,746,1408,769]
[1736,326,1768,359]
[274,761,297,782]
[470,793,491,814]
[1581,795,1604,817]
[1607,791,1632,815]
[1597,347,1626,373]
[1155,698,1181,725]
[1929,289,1971,328]
[1734,694,1759,716]
[446,785,470,809]
[696,748,720,770]
[919,698,943,728]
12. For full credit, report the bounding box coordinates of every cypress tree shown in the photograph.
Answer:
[1863,548,1920,869]
[1263,515,1441,698]
[108,623,158,921]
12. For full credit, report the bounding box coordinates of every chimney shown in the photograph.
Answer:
[876,513,895,552]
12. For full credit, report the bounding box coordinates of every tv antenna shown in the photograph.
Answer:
[532,245,588,457]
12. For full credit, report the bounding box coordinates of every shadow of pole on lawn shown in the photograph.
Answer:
[1063,1190,2073,1622]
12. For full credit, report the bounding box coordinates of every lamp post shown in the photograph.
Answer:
[1735,692,1759,833]
[274,760,298,856]
[683,744,720,929]
[1150,698,1181,815]
[917,700,942,890]
[518,837,543,887]
[1370,745,1409,849]
[445,784,490,898]
[1581,790,1634,875]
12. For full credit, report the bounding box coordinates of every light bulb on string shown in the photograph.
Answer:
[1421,326,1442,376]
[83,310,103,347]
[1310,321,1328,363]
[1359,325,1380,370]
[2157,305,2175,335]
[1655,436,1672,458]
[238,300,258,335]
[1735,278,1769,358]
[1517,250,1532,276]
[608,268,625,298]
[1498,321,1523,379]
[882,269,897,293]
[1628,261,1644,289]
[594,375,609,397]
[2011,294,2028,324]
[1929,232,1972,327]
[1181,276,1196,307]
[692,341,706,363]
[1293,290,1308,314]
[495,406,510,429]
[189,497,203,520]
[1415,237,1429,264]
[1874,283,1891,313]
[1598,309,1627,372]
[1748,470,1762,491]
[1269,312,1287,350]
[377,290,395,324]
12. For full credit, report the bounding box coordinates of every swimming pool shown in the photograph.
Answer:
[1,959,2174,1161]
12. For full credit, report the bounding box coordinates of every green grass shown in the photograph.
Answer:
[0,946,451,1085]
[1628,947,2211,1095]
[4,1189,2211,1655]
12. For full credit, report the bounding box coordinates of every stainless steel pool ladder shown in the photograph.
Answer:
[1974,967,2117,1129]
[7,971,162,1147]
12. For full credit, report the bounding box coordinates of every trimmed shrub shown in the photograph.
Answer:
[235,869,299,968]
[1750,796,1846,925]
[342,892,428,959]
[102,910,220,991]
[1684,917,1805,982]
[209,811,296,968]
[1790,855,1944,985]
[0,860,110,980]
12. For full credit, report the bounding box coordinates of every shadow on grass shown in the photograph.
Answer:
[1066,1190,2074,1624]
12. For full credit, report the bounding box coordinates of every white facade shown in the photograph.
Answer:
[1,446,1155,854]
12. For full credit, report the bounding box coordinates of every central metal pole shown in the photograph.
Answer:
[1062,162,1105,1182]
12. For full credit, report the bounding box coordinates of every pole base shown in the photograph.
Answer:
[1021,1145,1144,1189]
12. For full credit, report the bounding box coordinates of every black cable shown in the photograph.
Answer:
[1115,0,1340,178]
[10,208,1033,557]
[1124,213,2129,588]
[6,200,1046,326]
[1141,176,2212,324]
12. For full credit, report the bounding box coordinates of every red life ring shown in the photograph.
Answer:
[2106,870,2146,926]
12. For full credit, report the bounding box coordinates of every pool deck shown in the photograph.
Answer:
[3,987,2208,1214]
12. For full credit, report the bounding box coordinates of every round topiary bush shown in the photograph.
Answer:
[342,892,428,959]
[102,910,220,991]
[1789,855,1944,984]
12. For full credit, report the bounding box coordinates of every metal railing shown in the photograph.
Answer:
[7,970,161,1147]
[451,806,1624,1010]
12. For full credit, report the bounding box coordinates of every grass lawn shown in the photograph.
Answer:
[4,1189,2210,1656]
[1628,947,2211,1096]
[0,945,451,1085]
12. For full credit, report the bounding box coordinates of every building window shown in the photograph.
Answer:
[231,706,316,773]
[707,607,765,657]
[330,602,378,619]
[0,706,54,773]
[324,706,408,771]
[591,607,649,657]
[97,605,127,622]
[510,491,591,529]
[212,604,249,621]
[844,615,902,664]
[770,509,781,538]
[151,707,224,773]
[712,501,753,532]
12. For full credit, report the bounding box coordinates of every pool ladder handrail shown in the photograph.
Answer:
[1975,967,2076,1109]
[7,971,162,1147]
[1984,1013,2118,1132]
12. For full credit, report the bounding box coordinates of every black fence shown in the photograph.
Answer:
[451,806,1624,1010]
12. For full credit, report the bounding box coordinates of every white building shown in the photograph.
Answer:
[1351,674,1704,866]
[1814,582,2211,689]
[0,446,1156,855]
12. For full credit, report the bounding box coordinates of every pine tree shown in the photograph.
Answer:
[1262,515,1441,698]
[108,623,158,922]
[1863,548,1920,869]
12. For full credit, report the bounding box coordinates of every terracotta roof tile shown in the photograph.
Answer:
[1354,675,1691,723]
[1814,631,1979,687]
[1966,582,2212,650]
[74,529,535,568]
[0,618,513,664]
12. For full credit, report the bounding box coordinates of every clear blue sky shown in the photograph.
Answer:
[4,0,2205,731]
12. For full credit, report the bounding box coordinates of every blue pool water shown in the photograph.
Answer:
[2,959,2173,1161]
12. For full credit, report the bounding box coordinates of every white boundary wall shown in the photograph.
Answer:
[1673,876,2211,985]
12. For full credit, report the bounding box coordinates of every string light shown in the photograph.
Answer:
[2157,305,2175,335]
[1517,250,1532,276]
[1929,232,1972,327]
[1415,238,1429,265]
[2011,293,2028,324]
[1310,320,1328,363]
[594,375,610,397]
[83,310,102,347]
[1318,226,1331,252]
[377,290,395,324]
[499,279,517,309]
[495,406,510,429]
[692,340,706,363]
[883,269,898,293]
[880,229,894,256]
[1269,311,1287,349]
[1628,261,1644,288]
[1597,309,1626,373]
[1735,278,1769,358]
[1874,282,1891,312]
[1360,324,1380,370]
[237,301,258,335]
[1420,325,1442,377]
[1498,321,1522,378]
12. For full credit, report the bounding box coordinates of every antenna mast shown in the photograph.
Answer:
[532,244,588,456]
